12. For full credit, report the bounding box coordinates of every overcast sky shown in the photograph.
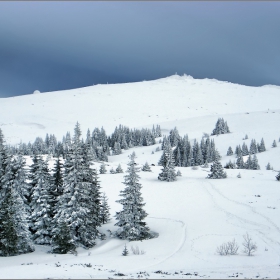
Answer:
[0,1,280,97]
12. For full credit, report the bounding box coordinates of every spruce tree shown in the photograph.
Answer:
[266,162,272,170]
[116,164,124,173]
[207,159,227,179]
[276,172,280,181]
[258,138,266,152]
[51,220,76,254]
[227,146,233,156]
[272,140,277,148]
[30,156,52,245]
[251,154,260,170]
[0,151,34,256]
[99,163,107,174]
[53,123,101,249]
[158,142,177,182]
[142,162,152,172]
[99,192,110,224]
[115,154,152,241]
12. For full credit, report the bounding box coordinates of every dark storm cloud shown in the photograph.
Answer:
[0,1,279,97]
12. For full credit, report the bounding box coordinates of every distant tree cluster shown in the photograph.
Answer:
[7,124,162,161]
[159,127,220,168]
[211,118,230,136]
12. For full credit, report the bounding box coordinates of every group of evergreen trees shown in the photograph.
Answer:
[159,128,220,168]
[211,118,230,135]
[7,124,162,161]
[229,138,266,157]
[0,123,155,257]
[0,125,111,256]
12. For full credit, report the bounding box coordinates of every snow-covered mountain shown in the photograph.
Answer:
[1,74,280,145]
[1,74,280,279]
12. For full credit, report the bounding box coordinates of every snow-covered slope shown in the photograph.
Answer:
[1,74,279,144]
[1,75,280,279]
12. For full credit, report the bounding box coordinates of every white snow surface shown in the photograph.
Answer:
[1,74,280,279]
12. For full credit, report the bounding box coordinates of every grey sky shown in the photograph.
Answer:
[0,1,279,97]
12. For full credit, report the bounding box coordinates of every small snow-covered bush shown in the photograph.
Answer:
[131,245,145,255]
[217,239,239,255]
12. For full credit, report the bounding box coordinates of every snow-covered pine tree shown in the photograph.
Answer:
[276,172,280,181]
[176,170,182,176]
[156,125,162,137]
[99,192,110,224]
[142,162,152,172]
[235,145,242,156]
[116,164,124,173]
[115,154,152,241]
[207,159,227,179]
[266,162,272,170]
[258,138,266,152]
[122,243,129,256]
[245,154,252,170]
[249,139,258,154]
[99,163,107,174]
[242,143,249,156]
[211,118,230,135]
[53,123,102,249]
[251,154,260,170]
[49,157,64,221]
[158,142,177,182]
[51,219,76,254]
[224,160,236,169]
[272,140,277,148]
[110,167,116,174]
[30,156,52,245]
[0,146,34,256]
[226,146,233,156]
[113,142,122,155]
[236,154,245,169]
[2,191,31,255]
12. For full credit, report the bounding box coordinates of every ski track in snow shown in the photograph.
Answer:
[141,216,188,270]
[201,180,280,267]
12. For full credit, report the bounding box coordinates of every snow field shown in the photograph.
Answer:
[1,75,280,278]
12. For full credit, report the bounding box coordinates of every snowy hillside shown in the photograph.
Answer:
[1,75,280,279]
[1,74,280,145]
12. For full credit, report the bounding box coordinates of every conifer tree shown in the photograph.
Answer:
[242,143,249,156]
[116,164,124,173]
[99,163,107,174]
[115,154,152,241]
[99,192,110,224]
[258,138,266,152]
[30,156,52,245]
[176,170,182,176]
[227,146,233,156]
[276,172,280,181]
[266,162,272,170]
[53,123,102,249]
[236,154,245,169]
[51,220,76,254]
[110,167,116,174]
[142,162,152,172]
[207,159,227,179]
[272,140,277,148]
[251,154,260,170]
[158,142,177,182]
[0,142,34,256]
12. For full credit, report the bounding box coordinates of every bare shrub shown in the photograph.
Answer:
[217,239,239,255]
[242,232,257,256]
[131,245,145,255]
